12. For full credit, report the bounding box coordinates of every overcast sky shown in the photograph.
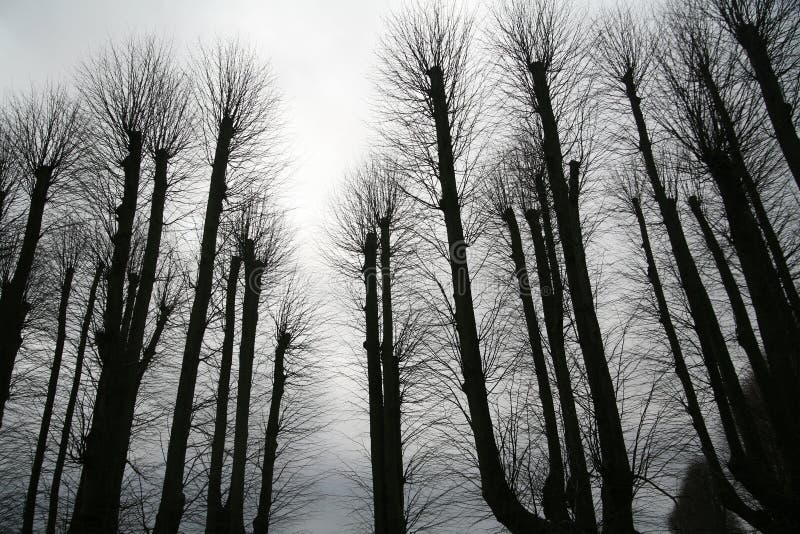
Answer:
[0,1,461,531]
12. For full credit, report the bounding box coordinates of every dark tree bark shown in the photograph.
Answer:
[427,66,547,533]
[69,130,144,533]
[528,61,634,533]
[525,200,596,533]
[21,266,74,534]
[501,206,567,525]
[364,231,387,534]
[378,218,405,534]
[227,239,263,534]
[630,197,770,531]
[686,198,771,414]
[47,260,103,534]
[694,60,800,355]
[156,116,234,534]
[0,87,81,425]
[0,167,52,426]
[252,331,291,534]
[620,71,746,472]
[206,255,241,534]
[712,0,800,191]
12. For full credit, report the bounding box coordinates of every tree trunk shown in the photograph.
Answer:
[252,332,291,534]
[46,260,103,534]
[228,239,263,534]
[378,219,405,534]
[155,116,234,534]
[0,166,53,426]
[733,24,800,191]
[620,72,746,472]
[631,197,771,532]
[427,65,548,533]
[206,255,241,534]
[525,202,596,533]
[701,153,797,519]
[686,197,771,415]
[528,61,634,532]
[22,267,74,534]
[69,130,144,533]
[364,231,387,534]
[502,207,567,524]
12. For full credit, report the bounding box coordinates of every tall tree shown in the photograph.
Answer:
[21,226,80,533]
[486,165,567,524]
[0,86,83,426]
[252,277,316,534]
[155,41,282,534]
[379,3,553,531]
[205,253,241,534]
[703,0,800,191]
[69,38,187,532]
[494,1,635,528]
[225,197,285,534]
[46,258,104,534]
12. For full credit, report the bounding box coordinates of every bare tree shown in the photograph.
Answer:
[226,195,286,534]
[205,251,241,534]
[69,37,186,532]
[701,0,800,191]
[155,40,283,534]
[46,256,104,534]
[484,160,567,524]
[493,1,635,529]
[21,224,82,533]
[377,3,554,531]
[0,85,83,426]
[252,275,317,533]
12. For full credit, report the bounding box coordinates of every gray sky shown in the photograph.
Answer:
[0,1,449,532]
[0,0,417,262]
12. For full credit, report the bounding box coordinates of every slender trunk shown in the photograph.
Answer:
[698,65,800,348]
[206,255,241,534]
[126,150,169,359]
[528,61,634,532]
[228,240,262,534]
[631,198,773,532]
[252,332,291,534]
[686,198,770,408]
[22,267,74,533]
[502,207,567,524]
[620,71,746,471]
[427,66,548,533]
[378,219,405,534]
[0,166,52,426]
[364,231,387,534]
[525,202,596,533]
[69,130,143,533]
[46,260,103,534]
[702,153,797,517]
[155,116,234,534]
[733,24,800,191]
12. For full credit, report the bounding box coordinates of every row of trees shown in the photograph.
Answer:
[1,38,322,533]
[1,0,798,531]
[330,0,799,532]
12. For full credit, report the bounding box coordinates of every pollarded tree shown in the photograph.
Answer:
[252,275,319,534]
[0,85,83,426]
[377,2,554,531]
[69,37,189,533]
[483,158,567,525]
[493,1,635,529]
[21,222,83,533]
[226,194,287,534]
[155,41,284,534]
[700,0,800,191]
